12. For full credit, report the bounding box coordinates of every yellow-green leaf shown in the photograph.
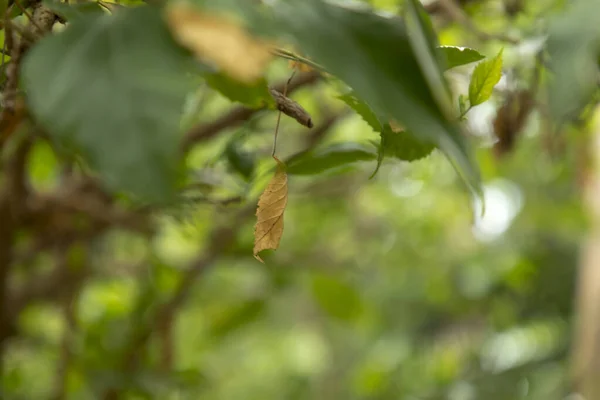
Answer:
[468,49,504,107]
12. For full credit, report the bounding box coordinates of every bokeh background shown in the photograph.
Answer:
[2,0,591,399]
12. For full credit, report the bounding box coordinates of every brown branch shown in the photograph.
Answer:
[181,70,321,153]
[101,207,254,400]
[52,245,86,400]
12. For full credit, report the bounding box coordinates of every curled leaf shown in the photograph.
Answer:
[254,158,288,262]
[166,4,272,83]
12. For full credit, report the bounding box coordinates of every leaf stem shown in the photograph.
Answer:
[458,105,473,120]
[270,48,326,72]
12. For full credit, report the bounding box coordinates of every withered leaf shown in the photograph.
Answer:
[165,4,272,83]
[253,158,288,263]
[493,89,533,157]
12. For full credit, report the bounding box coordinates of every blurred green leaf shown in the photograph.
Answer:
[204,73,275,108]
[469,48,504,107]
[43,0,106,20]
[338,91,382,133]
[338,92,434,177]
[22,7,192,202]
[225,141,255,180]
[438,46,486,70]
[286,142,377,175]
[274,0,480,194]
[381,128,435,162]
[404,0,452,107]
[208,299,266,338]
[547,0,600,122]
[310,274,363,322]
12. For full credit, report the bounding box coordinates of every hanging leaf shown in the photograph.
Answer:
[286,143,377,176]
[204,72,275,108]
[469,48,504,107]
[438,46,486,70]
[22,7,192,202]
[274,0,481,196]
[166,3,272,83]
[254,158,288,262]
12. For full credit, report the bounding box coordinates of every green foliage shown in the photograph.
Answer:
[468,48,504,107]
[43,0,106,20]
[204,73,274,109]
[338,92,435,177]
[3,0,595,399]
[22,7,192,202]
[438,46,486,70]
[337,92,382,133]
[225,141,255,180]
[381,128,435,162]
[274,0,480,194]
[286,142,377,175]
[546,0,600,122]
[310,274,364,322]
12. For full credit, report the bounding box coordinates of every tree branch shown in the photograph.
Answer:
[181,71,321,153]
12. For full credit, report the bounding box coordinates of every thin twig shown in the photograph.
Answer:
[13,0,44,34]
[181,71,321,153]
[272,69,297,157]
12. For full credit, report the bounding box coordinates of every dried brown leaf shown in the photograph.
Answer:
[493,90,533,157]
[253,158,288,263]
[165,4,272,83]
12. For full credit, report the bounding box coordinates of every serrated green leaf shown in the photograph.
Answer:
[204,72,275,108]
[310,274,363,322]
[468,49,504,107]
[274,0,480,196]
[286,142,377,176]
[381,127,435,162]
[22,7,192,202]
[438,46,485,70]
[337,92,382,133]
[339,92,435,178]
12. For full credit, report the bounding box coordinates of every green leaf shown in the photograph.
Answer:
[337,92,383,132]
[208,299,266,338]
[225,141,255,180]
[547,0,600,122]
[274,0,480,195]
[338,92,434,177]
[404,0,452,112]
[438,46,486,70]
[204,73,275,109]
[286,143,377,176]
[310,274,363,322]
[468,48,504,107]
[381,127,435,162]
[22,7,192,202]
